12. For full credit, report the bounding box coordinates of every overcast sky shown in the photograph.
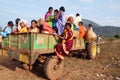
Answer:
[0,0,120,28]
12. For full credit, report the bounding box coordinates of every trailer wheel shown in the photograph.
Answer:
[44,57,64,80]
[86,41,97,59]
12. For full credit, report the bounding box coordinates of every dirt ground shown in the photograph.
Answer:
[0,40,120,80]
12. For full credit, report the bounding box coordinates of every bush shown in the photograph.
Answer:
[114,34,120,39]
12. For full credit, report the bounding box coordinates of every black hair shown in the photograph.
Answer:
[54,9,59,13]
[31,20,37,24]
[79,21,83,25]
[76,13,80,16]
[8,21,14,26]
[65,23,71,28]
[88,24,92,27]
[60,6,65,12]
[15,18,20,25]
[48,7,53,11]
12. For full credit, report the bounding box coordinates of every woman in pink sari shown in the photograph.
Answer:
[54,23,74,61]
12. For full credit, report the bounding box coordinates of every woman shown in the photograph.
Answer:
[67,15,74,32]
[18,20,28,33]
[54,23,73,61]
[56,6,66,35]
[29,20,39,33]
[44,7,53,27]
[38,18,53,34]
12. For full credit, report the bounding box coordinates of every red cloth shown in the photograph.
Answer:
[43,22,53,33]
[55,30,73,60]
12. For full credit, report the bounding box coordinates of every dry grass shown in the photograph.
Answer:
[0,40,120,80]
[59,40,120,80]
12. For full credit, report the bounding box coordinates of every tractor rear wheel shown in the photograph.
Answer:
[86,41,97,59]
[44,57,64,80]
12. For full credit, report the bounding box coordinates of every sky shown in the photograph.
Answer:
[0,0,120,28]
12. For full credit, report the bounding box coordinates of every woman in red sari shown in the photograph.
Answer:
[54,23,74,60]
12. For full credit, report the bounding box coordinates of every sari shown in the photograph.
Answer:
[79,25,86,39]
[56,11,66,35]
[55,30,73,60]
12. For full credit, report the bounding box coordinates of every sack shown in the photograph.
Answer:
[85,27,97,41]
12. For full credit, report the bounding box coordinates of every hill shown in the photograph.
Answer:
[82,19,120,37]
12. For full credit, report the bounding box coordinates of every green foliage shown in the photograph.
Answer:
[114,34,120,39]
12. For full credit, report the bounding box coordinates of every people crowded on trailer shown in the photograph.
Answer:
[1,6,93,61]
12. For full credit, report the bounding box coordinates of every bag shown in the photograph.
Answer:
[85,27,97,41]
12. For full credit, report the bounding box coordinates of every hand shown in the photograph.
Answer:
[53,33,57,36]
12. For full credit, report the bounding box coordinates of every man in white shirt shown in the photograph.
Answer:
[74,13,82,28]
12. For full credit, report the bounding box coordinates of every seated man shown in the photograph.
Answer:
[0,21,14,37]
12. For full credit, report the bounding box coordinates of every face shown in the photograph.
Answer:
[68,17,74,23]
[78,23,82,26]
[54,11,58,15]
[49,9,53,14]
[8,24,13,28]
[65,25,70,30]
[31,22,37,28]
[20,21,25,28]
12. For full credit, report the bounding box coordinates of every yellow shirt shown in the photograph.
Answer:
[19,26,27,33]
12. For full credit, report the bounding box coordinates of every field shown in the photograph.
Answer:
[0,40,120,80]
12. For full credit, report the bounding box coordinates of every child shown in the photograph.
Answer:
[78,22,86,39]
[52,9,59,33]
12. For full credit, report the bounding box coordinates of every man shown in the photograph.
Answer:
[74,13,82,28]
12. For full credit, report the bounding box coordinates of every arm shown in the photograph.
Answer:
[53,33,66,39]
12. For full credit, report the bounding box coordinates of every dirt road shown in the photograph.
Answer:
[0,41,120,80]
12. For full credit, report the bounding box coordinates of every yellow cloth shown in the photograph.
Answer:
[19,26,27,33]
[30,27,38,33]
[71,24,74,32]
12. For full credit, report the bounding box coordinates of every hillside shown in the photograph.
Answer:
[82,19,120,37]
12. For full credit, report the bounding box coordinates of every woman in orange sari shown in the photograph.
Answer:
[54,23,74,61]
